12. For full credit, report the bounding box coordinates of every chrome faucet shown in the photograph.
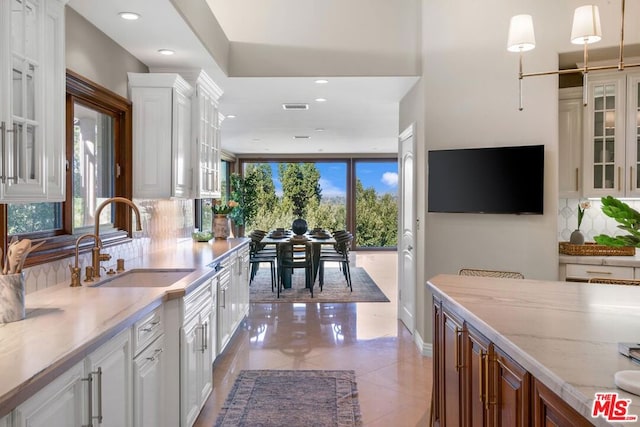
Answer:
[70,233,102,286]
[93,197,143,278]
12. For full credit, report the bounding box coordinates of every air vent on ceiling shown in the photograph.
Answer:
[282,103,309,110]
[293,135,310,140]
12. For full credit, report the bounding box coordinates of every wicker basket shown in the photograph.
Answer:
[558,242,636,256]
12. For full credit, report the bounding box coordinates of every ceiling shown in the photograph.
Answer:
[67,0,418,155]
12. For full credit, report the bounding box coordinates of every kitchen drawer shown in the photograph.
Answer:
[184,278,213,322]
[134,306,164,356]
[564,264,634,281]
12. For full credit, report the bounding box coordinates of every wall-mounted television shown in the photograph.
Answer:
[428,144,544,214]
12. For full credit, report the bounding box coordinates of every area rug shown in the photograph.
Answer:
[249,267,389,303]
[214,370,362,427]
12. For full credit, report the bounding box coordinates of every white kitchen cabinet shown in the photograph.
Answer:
[217,262,233,355]
[0,413,10,427]
[14,327,131,427]
[133,334,165,427]
[236,246,250,322]
[84,327,132,427]
[583,71,640,197]
[561,263,634,281]
[180,277,215,427]
[128,73,194,199]
[559,87,583,198]
[0,0,67,202]
[14,361,85,427]
[181,70,224,199]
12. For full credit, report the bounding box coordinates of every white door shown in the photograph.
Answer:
[398,124,416,332]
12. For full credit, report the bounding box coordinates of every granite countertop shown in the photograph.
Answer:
[427,274,640,427]
[0,238,249,417]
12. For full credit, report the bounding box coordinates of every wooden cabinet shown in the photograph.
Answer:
[0,0,67,202]
[492,346,530,426]
[128,73,194,199]
[14,327,131,427]
[559,87,583,198]
[180,277,215,427]
[433,297,587,427]
[583,71,640,197]
[532,379,592,427]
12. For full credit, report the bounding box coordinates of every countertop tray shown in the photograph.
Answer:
[559,242,636,256]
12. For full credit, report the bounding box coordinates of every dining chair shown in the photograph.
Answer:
[249,241,277,292]
[458,268,525,279]
[318,233,353,291]
[277,241,314,298]
[587,277,640,285]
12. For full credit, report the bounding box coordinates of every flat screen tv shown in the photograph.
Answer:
[428,144,544,214]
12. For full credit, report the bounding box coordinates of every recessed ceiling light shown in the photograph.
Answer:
[315,98,327,102]
[226,114,236,119]
[158,49,175,56]
[315,79,329,84]
[119,12,140,20]
[315,128,325,132]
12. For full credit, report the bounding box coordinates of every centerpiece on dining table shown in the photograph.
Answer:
[212,199,239,240]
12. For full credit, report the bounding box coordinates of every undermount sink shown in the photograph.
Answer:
[91,268,196,288]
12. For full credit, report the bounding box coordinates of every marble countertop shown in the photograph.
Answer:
[427,274,640,427]
[559,251,640,267]
[0,238,249,417]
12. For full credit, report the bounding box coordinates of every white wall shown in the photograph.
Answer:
[206,0,421,77]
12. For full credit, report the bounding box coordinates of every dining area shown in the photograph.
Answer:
[247,227,354,298]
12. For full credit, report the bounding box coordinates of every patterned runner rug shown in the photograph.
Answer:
[214,370,362,427]
[249,267,389,303]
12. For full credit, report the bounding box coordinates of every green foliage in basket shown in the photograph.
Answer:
[593,196,640,247]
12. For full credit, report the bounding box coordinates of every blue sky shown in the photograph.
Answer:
[267,161,398,198]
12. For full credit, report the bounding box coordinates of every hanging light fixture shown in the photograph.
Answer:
[507,0,640,110]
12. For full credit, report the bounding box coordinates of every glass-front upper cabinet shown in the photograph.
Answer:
[0,0,67,202]
[583,73,627,197]
[627,74,640,196]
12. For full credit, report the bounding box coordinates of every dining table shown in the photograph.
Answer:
[260,230,337,289]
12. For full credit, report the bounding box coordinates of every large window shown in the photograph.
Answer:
[239,159,397,249]
[1,71,133,267]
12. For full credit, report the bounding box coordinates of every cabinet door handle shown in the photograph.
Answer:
[586,270,612,275]
[82,372,94,427]
[7,124,18,182]
[484,353,492,409]
[478,351,485,404]
[222,289,226,308]
[618,167,622,192]
[94,367,103,424]
[0,122,5,183]
[454,326,463,371]
[575,168,579,192]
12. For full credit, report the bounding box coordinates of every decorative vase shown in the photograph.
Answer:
[291,218,308,236]
[213,214,231,240]
[569,229,585,245]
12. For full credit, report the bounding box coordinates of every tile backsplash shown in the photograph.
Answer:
[558,198,640,242]
[22,198,194,294]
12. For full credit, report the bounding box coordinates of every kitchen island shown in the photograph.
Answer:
[0,238,249,426]
[427,274,640,426]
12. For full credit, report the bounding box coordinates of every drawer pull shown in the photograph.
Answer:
[585,270,613,275]
[141,320,160,332]
[146,348,163,362]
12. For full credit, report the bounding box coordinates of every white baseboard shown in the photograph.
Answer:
[414,330,433,357]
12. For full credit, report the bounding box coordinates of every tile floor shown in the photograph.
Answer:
[193,251,433,427]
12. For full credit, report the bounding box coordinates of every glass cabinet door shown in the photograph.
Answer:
[627,73,640,196]
[584,74,626,197]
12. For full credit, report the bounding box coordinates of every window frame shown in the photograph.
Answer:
[1,70,134,268]
[237,156,398,251]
